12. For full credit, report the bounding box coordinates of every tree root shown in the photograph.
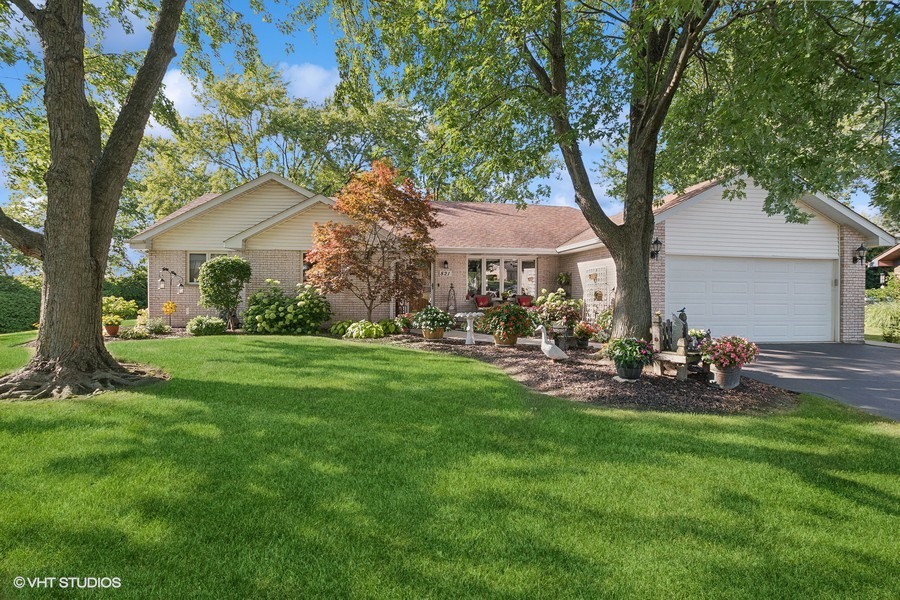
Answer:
[0,362,167,401]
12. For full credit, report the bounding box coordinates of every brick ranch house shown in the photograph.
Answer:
[128,172,895,343]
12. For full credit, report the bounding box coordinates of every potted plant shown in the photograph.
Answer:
[479,303,534,346]
[531,288,582,350]
[605,337,655,380]
[103,314,123,337]
[395,313,414,334]
[412,305,455,340]
[699,336,759,390]
[573,321,599,349]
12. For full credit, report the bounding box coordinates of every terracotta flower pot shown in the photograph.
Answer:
[422,328,445,340]
[615,363,642,380]
[493,332,518,347]
[104,325,120,337]
[711,365,742,390]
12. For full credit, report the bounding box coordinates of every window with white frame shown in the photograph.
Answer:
[466,257,535,298]
[188,252,227,283]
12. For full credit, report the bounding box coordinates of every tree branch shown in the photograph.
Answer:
[91,0,188,249]
[0,207,44,260]
[9,0,43,31]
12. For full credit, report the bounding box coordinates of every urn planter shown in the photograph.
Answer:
[575,337,590,349]
[615,363,643,380]
[422,328,445,341]
[104,325,120,337]
[711,365,742,390]
[492,332,518,347]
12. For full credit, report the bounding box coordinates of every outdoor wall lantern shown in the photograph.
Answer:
[650,238,663,260]
[880,271,888,286]
[852,244,867,264]
[442,260,450,269]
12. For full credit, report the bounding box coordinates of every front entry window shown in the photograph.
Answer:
[467,257,534,299]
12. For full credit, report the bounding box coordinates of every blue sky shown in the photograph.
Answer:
[0,1,875,219]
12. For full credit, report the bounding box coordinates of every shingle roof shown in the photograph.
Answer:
[429,202,591,250]
[558,179,719,248]
[872,243,900,266]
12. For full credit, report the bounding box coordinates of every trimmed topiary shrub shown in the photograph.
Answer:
[344,320,385,339]
[197,256,252,330]
[243,280,332,335]
[186,315,227,336]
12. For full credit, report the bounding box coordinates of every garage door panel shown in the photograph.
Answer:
[666,256,834,342]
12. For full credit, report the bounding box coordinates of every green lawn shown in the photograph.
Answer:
[0,335,898,598]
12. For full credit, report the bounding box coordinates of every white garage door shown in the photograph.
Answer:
[666,256,836,342]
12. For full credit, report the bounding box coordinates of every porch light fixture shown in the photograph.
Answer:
[880,271,888,286]
[650,238,663,260]
[442,260,449,269]
[852,244,867,264]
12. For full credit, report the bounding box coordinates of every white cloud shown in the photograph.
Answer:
[161,69,203,117]
[280,62,340,104]
[145,69,203,138]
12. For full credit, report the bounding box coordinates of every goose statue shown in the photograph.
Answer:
[535,324,568,361]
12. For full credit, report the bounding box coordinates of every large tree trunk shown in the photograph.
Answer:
[0,0,186,399]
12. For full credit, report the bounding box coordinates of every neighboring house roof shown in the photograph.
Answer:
[871,243,900,267]
[429,202,590,253]
[129,172,316,246]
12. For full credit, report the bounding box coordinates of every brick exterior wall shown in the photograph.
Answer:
[839,225,866,343]
[649,222,666,315]
[148,249,389,327]
[558,246,613,300]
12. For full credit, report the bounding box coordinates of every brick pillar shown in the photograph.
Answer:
[839,225,866,343]
[649,222,666,316]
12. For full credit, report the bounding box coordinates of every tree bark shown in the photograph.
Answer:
[0,0,187,399]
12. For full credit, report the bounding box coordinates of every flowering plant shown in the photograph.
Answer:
[573,321,600,340]
[162,301,177,316]
[531,288,583,329]
[478,303,534,337]
[102,314,123,327]
[412,305,455,330]
[395,313,415,331]
[605,337,655,367]
[700,336,759,369]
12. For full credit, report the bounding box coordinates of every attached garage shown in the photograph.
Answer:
[666,256,836,342]
[555,177,895,344]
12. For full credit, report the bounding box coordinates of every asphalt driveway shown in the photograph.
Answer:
[743,343,900,420]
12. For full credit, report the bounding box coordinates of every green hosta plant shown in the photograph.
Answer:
[344,320,385,339]
[605,338,655,368]
[187,316,227,336]
[412,305,455,331]
[378,318,401,335]
[145,318,172,335]
[329,320,353,336]
[119,326,151,340]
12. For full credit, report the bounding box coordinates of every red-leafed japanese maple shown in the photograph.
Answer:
[305,161,440,321]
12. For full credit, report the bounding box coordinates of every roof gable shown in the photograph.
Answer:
[130,172,316,244]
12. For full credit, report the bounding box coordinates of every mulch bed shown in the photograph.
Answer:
[375,335,797,415]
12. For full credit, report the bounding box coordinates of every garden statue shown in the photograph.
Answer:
[536,325,569,361]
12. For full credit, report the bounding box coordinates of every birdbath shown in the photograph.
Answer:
[455,312,481,345]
